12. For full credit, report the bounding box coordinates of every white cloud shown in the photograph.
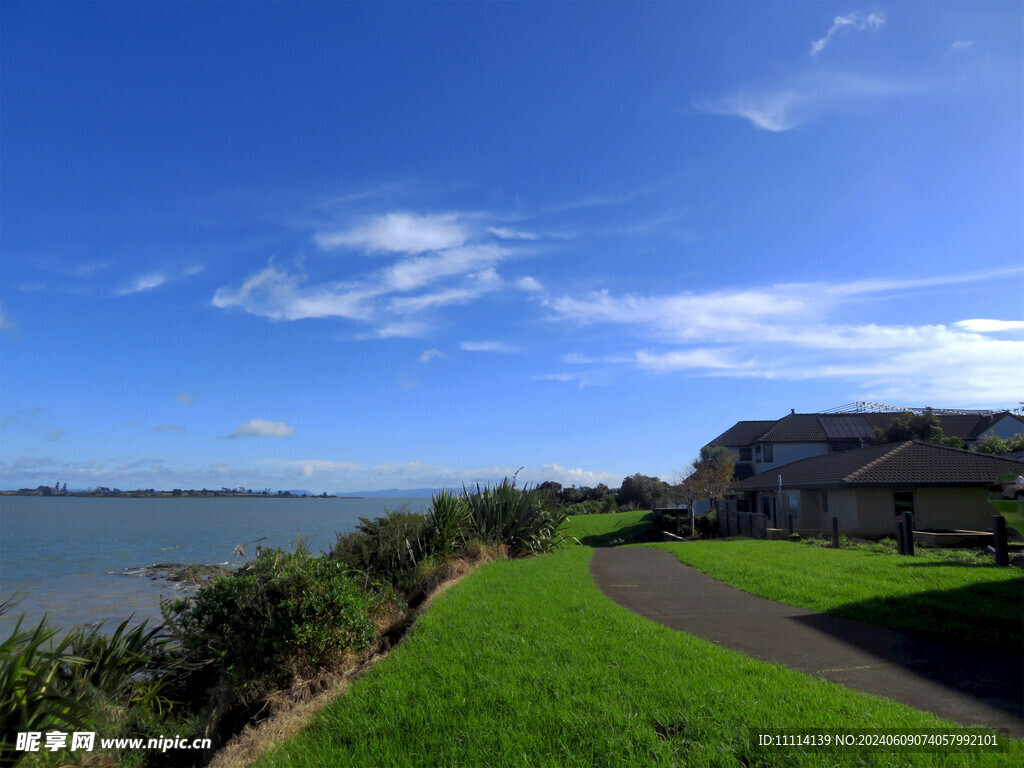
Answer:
[516,276,543,292]
[460,340,518,353]
[117,273,167,296]
[954,319,1024,333]
[150,424,186,433]
[176,391,194,405]
[419,349,443,363]
[226,419,297,439]
[316,212,468,253]
[547,267,1024,405]
[810,11,885,57]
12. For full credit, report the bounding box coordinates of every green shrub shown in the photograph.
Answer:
[166,548,377,693]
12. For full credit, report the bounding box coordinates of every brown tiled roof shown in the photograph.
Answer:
[711,411,1024,449]
[708,420,775,447]
[733,441,1024,491]
[755,413,828,443]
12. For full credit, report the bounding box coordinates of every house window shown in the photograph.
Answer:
[821,491,829,513]
[893,491,915,517]
[763,445,774,463]
[739,447,752,462]
[755,445,762,462]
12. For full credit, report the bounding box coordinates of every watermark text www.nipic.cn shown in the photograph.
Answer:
[15,732,212,753]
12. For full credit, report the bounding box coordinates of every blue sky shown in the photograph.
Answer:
[2,2,1022,493]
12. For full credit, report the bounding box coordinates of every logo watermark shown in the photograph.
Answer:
[15,731,211,754]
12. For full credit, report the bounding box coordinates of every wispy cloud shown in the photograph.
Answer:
[547,267,1024,405]
[150,424,186,433]
[225,419,297,439]
[700,70,908,132]
[810,11,885,57]
[0,304,14,335]
[215,208,528,338]
[460,340,518,353]
[116,273,168,296]
[516,276,543,292]
[176,391,194,405]
[212,266,378,322]
[488,227,538,241]
[419,348,443,363]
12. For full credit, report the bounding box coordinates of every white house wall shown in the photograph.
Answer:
[978,415,1024,441]
[913,488,995,531]
[754,442,829,473]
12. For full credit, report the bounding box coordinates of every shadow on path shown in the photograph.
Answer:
[590,546,1023,737]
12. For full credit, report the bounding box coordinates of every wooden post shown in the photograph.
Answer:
[904,512,915,556]
[787,513,794,536]
[993,515,1009,567]
[831,517,840,548]
[896,518,906,555]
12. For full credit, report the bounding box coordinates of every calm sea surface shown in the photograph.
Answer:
[0,496,428,633]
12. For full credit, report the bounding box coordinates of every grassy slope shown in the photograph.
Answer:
[560,509,657,546]
[651,540,1023,652]
[258,546,1018,768]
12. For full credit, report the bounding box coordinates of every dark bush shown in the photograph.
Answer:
[694,511,718,538]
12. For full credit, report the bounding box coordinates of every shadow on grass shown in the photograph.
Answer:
[579,515,660,548]
[792,579,1024,726]
[896,560,1005,568]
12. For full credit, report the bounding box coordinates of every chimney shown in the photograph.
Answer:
[790,409,795,415]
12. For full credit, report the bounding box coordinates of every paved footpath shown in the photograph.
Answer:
[590,546,1023,737]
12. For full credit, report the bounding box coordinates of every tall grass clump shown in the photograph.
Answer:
[0,608,185,768]
[427,489,470,559]
[332,509,433,585]
[0,616,87,765]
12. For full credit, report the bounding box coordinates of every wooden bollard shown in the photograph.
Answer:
[904,512,915,556]
[993,515,1009,567]
[896,518,906,555]
[831,517,840,548]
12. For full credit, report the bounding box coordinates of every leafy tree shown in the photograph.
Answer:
[676,445,735,533]
[616,473,671,510]
[974,433,1024,455]
[872,408,965,449]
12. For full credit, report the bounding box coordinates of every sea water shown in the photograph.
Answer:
[0,495,428,633]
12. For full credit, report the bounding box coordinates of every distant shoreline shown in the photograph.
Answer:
[0,490,365,499]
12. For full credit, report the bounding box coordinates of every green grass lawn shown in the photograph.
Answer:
[560,508,658,546]
[257,546,1018,768]
[651,540,1023,653]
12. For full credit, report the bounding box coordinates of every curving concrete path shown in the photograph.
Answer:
[590,546,1023,737]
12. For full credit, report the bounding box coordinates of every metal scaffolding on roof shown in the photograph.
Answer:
[818,402,999,416]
